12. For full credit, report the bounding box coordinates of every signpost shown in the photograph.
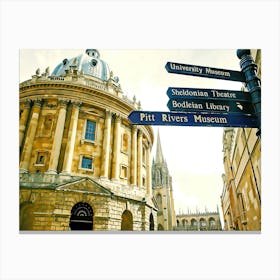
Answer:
[128,50,260,131]
[167,98,255,115]
[237,49,261,135]
[166,87,251,102]
[128,111,259,128]
[165,62,246,82]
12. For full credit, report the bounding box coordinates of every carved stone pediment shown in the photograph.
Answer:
[56,177,112,196]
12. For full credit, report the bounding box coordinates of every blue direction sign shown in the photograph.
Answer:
[165,62,246,82]
[167,87,251,102]
[128,111,258,128]
[167,98,255,115]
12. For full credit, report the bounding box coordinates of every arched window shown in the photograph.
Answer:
[149,213,154,231]
[209,217,216,229]
[69,202,94,230]
[199,218,207,230]
[191,219,197,227]
[121,210,133,231]
[156,193,162,210]
[156,170,161,185]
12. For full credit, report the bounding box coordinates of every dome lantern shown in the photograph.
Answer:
[51,49,110,81]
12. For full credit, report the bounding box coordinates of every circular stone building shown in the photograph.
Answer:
[19,49,157,231]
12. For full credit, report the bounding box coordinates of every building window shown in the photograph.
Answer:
[121,133,129,153]
[142,147,146,165]
[34,151,48,166]
[120,165,128,179]
[156,194,162,210]
[81,156,93,170]
[85,120,96,141]
[142,176,146,187]
[41,114,54,136]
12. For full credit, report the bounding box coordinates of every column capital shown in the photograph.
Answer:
[105,109,112,118]
[58,99,69,108]
[33,99,43,108]
[131,125,138,133]
[22,100,31,108]
[138,128,143,137]
[71,100,82,107]
[114,113,121,123]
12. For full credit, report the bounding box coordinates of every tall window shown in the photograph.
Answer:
[42,114,54,136]
[85,120,96,141]
[156,194,162,210]
[121,133,128,153]
[142,147,146,164]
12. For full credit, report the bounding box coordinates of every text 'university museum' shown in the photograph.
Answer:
[19,49,261,231]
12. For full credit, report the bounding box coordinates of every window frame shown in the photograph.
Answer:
[34,150,48,167]
[121,133,129,154]
[79,155,94,171]
[40,114,55,137]
[81,119,98,144]
[120,164,128,179]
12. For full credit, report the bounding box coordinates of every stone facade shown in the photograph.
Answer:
[175,210,222,231]
[220,50,261,231]
[152,131,176,230]
[19,49,157,231]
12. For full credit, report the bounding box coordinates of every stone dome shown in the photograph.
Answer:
[51,49,110,81]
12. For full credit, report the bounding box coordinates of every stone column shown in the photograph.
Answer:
[19,100,31,149]
[146,144,152,195]
[137,129,143,188]
[19,100,42,173]
[61,101,80,175]
[100,110,112,179]
[111,114,121,180]
[47,99,68,174]
[130,126,137,185]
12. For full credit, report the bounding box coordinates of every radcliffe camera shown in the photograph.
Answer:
[19,49,261,232]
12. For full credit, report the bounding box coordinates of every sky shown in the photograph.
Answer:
[20,49,244,216]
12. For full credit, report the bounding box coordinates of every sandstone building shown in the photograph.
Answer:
[175,208,222,231]
[152,131,176,230]
[19,49,158,231]
[220,50,261,231]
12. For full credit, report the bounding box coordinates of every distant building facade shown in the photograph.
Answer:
[19,49,157,231]
[175,209,222,231]
[152,132,176,230]
[220,50,261,231]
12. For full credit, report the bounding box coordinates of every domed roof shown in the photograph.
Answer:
[51,49,110,81]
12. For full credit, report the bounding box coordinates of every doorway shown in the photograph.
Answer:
[69,202,93,230]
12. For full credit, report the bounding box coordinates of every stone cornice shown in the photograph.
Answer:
[20,81,135,114]
[20,81,154,145]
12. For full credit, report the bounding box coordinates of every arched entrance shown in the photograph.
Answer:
[69,202,93,230]
[20,202,34,230]
[121,210,133,230]
[158,224,164,230]
[149,213,154,231]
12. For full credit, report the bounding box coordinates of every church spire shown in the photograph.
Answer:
[155,129,164,164]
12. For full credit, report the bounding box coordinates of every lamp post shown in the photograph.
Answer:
[237,49,261,136]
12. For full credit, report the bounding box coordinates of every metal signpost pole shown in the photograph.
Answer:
[237,49,261,136]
